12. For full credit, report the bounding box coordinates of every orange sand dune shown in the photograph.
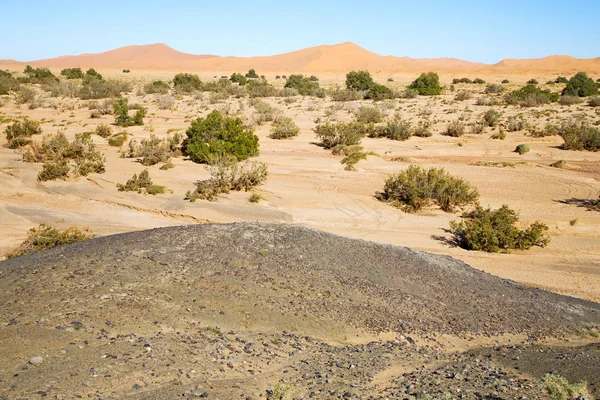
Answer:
[2,42,599,75]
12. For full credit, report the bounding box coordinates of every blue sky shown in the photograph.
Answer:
[1,0,599,63]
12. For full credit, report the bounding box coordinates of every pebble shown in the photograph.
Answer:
[29,356,43,365]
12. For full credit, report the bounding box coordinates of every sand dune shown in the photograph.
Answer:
[2,42,599,74]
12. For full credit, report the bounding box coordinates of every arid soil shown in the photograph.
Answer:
[0,223,599,399]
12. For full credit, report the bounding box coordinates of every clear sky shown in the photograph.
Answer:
[1,0,599,63]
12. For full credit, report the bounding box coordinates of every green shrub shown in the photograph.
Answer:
[380,165,479,213]
[501,79,509,84]
[95,123,112,138]
[0,70,19,95]
[409,72,441,95]
[173,73,202,92]
[65,133,106,177]
[4,119,42,148]
[562,72,598,97]
[186,158,268,201]
[78,77,131,99]
[245,69,259,79]
[355,106,383,124]
[491,130,506,140]
[482,109,501,127]
[144,80,170,94]
[85,68,102,80]
[329,88,363,101]
[541,374,589,400]
[22,66,58,84]
[38,160,70,181]
[113,98,146,127]
[284,74,321,96]
[7,224,93,258]
[529,123,560,138]
[550,160,566,168]
[117,169,165,195]
[229,73,247,86]
[444,120,466,137]
[60,68,84,79]
[588,97,600,107]
[16,86,36,104]
[270,117,300,139]
[472,78,485,84]
[184,110,259,163]
[558,120,600,151]
[450,205,550,252]
[123,69,130,73]
[370,117,412,141]
[340,146,377,171]
[364,83,393,100]
[505,84,559,106]
[555,76,569,84]
[346,70,374,91]
[515,144,530,154]
[314,121,365,149]
[452,78,472,84]
[527,78,538,85]
[485,84,505,94]
[108,131,128,147]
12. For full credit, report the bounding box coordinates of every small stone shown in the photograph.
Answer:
[29,356,43,365]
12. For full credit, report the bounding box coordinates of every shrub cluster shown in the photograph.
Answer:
[485,84,505,94]
[173,73,202,92]
[270,117,300,139]
[113,98,146,127]
[314,121,366,150]
[562,72,598,97]
[7,224,94,259]
[450,205,550,252]
[245,69,259,79]
[555,76,569,84]
[380,165,479,213]
[345,70,393,100]
[504,84,559,106]
[4,119,42,148]
[482,109,501,127]
[22,65,58,84]
[0,70,20,95]
[284,74,323,96]
[409,72,441,96]
[346,71,374,91]
[117,169,165,195]
[558,120,600,151]
[94,123,112,138]
[472,78,486,84]
[144,80,170,94]
[329,88,364,102]
[186,158,268,201]
[125,133,181,165]
[184,110,259,164]
[452,78,472,84]
[60,67,84,79]
[354,106,383,124]
[229,73,247,86]
[78,78,131,99]
[369,116,412,141]
[444,120,466,137]
[506,115,526,132]
[108,131,129,147]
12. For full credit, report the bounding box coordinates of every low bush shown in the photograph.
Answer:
[558,95,583,106]
[515,144,530,154]
[588,97,600,107]
[126,133,179,165]
[409,72,442,95]
[482,109,501,127]
[505,84,559,106]
[475,97,501,106]
[379,165,479,213]
[485,84,505,94]
[470,122,485,134]
[144,80,170,94]
[450,205,550,252]
[452,78,472,84]
[555,76,569,84]
[527,78,538,85]
[329,88,363,101]
[506,115,526,131]
[85,68,102,80]
[370,117,412,141]
[155,95,176,110]
[346,70,374,91]
[541,373,589,400]
[22,65,58,84]
[108,131,128,147]
[314,121,365,149]
[340,146,377,171]
[558,120,600,151]
[529,123,560,138]
[184,110,259,163]
[113,98,146,127]
[284,74,322,96]
[7,224,93,258]
[78,78,131,99]
[364,83,393,100]
[0,70,20,95]
[229,73,247,86]
[444,120,466,137]
[501,79,510,84]
[173,73,202,92]
[186,158,268,201]
[562,72,598,97]
[94,123,112,138]
[117,169,165,195]
[491,130,506,140]
[454,91,472,101]
[413,119,433,137]
[270,117,300,139]
[251,99,281,124]
[472,78,486,84]
[38,159,70,181]
[245,69,259,79]
[16,86,36,104]
[4,119,42,148]
[355,106,383,124]
[247,78,283,98]
[550,160,567,168]
[60,67,83,79]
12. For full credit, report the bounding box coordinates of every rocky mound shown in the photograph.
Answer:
[1,222,599,399]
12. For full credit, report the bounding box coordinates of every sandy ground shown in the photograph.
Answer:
[1,73,599,303]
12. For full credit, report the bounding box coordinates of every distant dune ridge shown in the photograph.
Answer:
[1,42,599,74]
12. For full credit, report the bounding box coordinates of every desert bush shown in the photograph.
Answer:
[527,78,538,85]
[270,117,300,139]
[144,80,170,94]
[482,109,501,127]
[371,117,412,141]
[506,115,526,131]
[184,110,259,164]
[45,80,79,97]
[558,95,583,106]
[558,120,600,151]
[7,224,93,258]
[472,78,486,84]
[555,76,569,84]
[95,123,112,138]
[485,84,505,94]
[470,122,485,134]
[355,106,383,124]
[284,74,322,96]
[113,98,146,127]
[65,133,106,176]
[475,97,501,106]
[588,97,600,107]
[450,205,550,252]
[117,169,165,195]
[413,119,433,137]
[60,68,83,79]
[16,86,36,104]
[173,73,202,92]
[501,79,510,84]
[251,99,281,124]
[401,88,419,99]
[247,79,282,98]
[340,146,377,171]
[364,83,393,100]
[85,68,102,80]
[454,91,472,101]
[245,69,259,79]
[108,131,128,147]
[0,70,20,95]
[329,88,364,101]
[22,132,70,163]
[529,123,560,138]
[562,72,598,97]
[380,164,479,213]
[409,72,441,95]
[78,78,131,99]
[491,130,506,140]
[314,121,365,149]
[22,66,58,84]
[4,119,42,148]
[155,95,176,110]
[444,120,466,137]
[346,70,374,91]
[229,73,247,86]
[515,144,530,154]
[505,84,559,106]
[550,160,567,168]
[38,159,70,181]
[452,78,472,84]
[186,158,268,201]
[126,134,175,166]
[541,373,589,400]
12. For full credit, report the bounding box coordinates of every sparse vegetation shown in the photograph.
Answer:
[370,116,412,141]
[113,98,146,127]
[94,123,112,138]
[505,84,559,106]
[444,120,466,137]
[558,120,600,151]
[541,373,589,400]
[355,106,383,124]
[450,205,550,252]
[314,121,365,149]
[379,165,479,213]
[126,133,180,166]
[60,67,84,79]
[117,169,165,195]
[7,224,94,259]
[507,115,526,131]
[4,119,42,148]
[485,84,505,94]
[173,73,202,92]
[144,80,170,94]
[108,131,128,147]
[482,109,501,126]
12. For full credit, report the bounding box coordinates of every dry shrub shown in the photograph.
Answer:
[314,121,365,149]
[126,133,180,166]
[95,123,112,138]
[444,120,466,137]
[4,119,42,148]
[270,117,300,139]
[117,169,165,195]
[7,224,94,259]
